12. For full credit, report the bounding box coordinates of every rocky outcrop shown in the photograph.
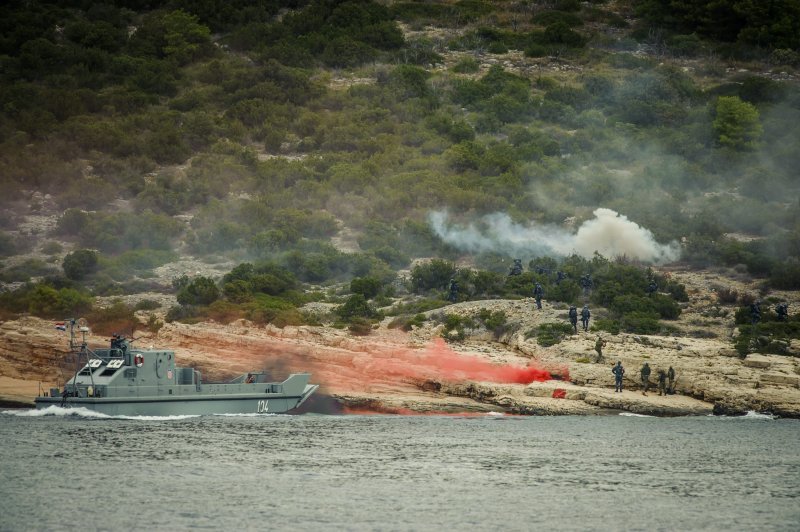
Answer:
[2,305,798,417]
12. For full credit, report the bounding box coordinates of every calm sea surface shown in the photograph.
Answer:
[1,408,798,531]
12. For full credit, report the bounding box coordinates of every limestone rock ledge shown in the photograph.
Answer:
[1,316,799,418]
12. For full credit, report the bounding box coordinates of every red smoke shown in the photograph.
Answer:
[335,337,566,387]
[552,388,566,399]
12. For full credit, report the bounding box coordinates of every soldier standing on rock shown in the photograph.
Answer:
[667,366,676,394]
[594,336,606,363]
[448,278,459,303]
[612,361,625,392]
[776,303,789,322]
[568,305,578,333]
[750,301,761,325]
[640,362,651,396]
[533,282,544,310]
[647,279,658,297]
[657,369,667,396]
[580,274,593,296]
[580,305,590,331]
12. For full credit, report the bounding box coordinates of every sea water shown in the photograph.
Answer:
[1,409,798,531]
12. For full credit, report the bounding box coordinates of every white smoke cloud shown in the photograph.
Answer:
[428,208,680,264]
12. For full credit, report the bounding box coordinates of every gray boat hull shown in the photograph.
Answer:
[35,329,319,417]
[35,387,318,416]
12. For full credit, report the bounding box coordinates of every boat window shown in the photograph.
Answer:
[100,367,119,377]
[124,368,137,379]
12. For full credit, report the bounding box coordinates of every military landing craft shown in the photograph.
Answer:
[35,319,318,416]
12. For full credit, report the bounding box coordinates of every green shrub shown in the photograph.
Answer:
[62,249,99,280]
[535,322,574,346]
[0,232,17,257]
[617,311,663,334]
[134,299,161,311]
[713,96,763,150]
[388,313,427,331]
[411,259,456,292]
[487,41,508,54]
[86,300,136,335]
[734,320,800,356]
[335,294,375,320]
[532,11,583,28]
[41,241,63,255]
[386,298,449,316]
[524,43,549,58]
[452,57,480,73]
[0,259,59,282]
[478,309,509,339]
[166,304,199,323]
[351,276,382,299]
[593,319,620,335]
[176,276,220,306]
[348,317,373,336]
[437,313,476,342]
[543,22,585,47]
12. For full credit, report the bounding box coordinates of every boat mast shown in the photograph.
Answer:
[66,318,98,397]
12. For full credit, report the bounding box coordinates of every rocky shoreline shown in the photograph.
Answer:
[1,305,798,417]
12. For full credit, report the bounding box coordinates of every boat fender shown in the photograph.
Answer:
[134,354,144,367]
[87,386,93,397]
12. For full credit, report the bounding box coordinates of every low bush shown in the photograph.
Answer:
[386,298,449,316]
[0,259,59,282]
[411,259,456,293]
[134,299,161,311]
[351,276,383,299]
[435,313,476,342]
[348,317,373,336]
[451,57,480,73]
[335,294,375,320]
[617,311,664,335]
[86,300,137,336]
[713,285,739,304]
[534,322,574,346]
[388,313,427,331]
[593,319,620,335]
[176,276,220,306]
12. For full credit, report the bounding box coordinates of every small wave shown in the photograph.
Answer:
[4,406,111,418]
[2,406,198,421]
[618,412,655,417]
[743,411,776,420]
[113,414,199,421]
[709,411,776,420]
[485,411,505,417]
[213,412,282,417]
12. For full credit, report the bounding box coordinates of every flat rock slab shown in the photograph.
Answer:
[583,390,713,416]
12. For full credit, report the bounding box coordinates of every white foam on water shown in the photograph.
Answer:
[213,412,282,417]
[742,410,776,420]
[4,406,111,418]
[2,406,198,421]
[618,412,655,417]
[485,411,506,417]
[709,411,776,420]
[113,414,200,421]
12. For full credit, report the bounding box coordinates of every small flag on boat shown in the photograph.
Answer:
[55,322,66,331]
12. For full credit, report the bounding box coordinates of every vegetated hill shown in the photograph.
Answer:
[0,0,799,363]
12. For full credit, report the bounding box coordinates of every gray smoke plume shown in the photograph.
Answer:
[429,208,680,264]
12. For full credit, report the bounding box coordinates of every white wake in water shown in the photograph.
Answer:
[2,406,198,421]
